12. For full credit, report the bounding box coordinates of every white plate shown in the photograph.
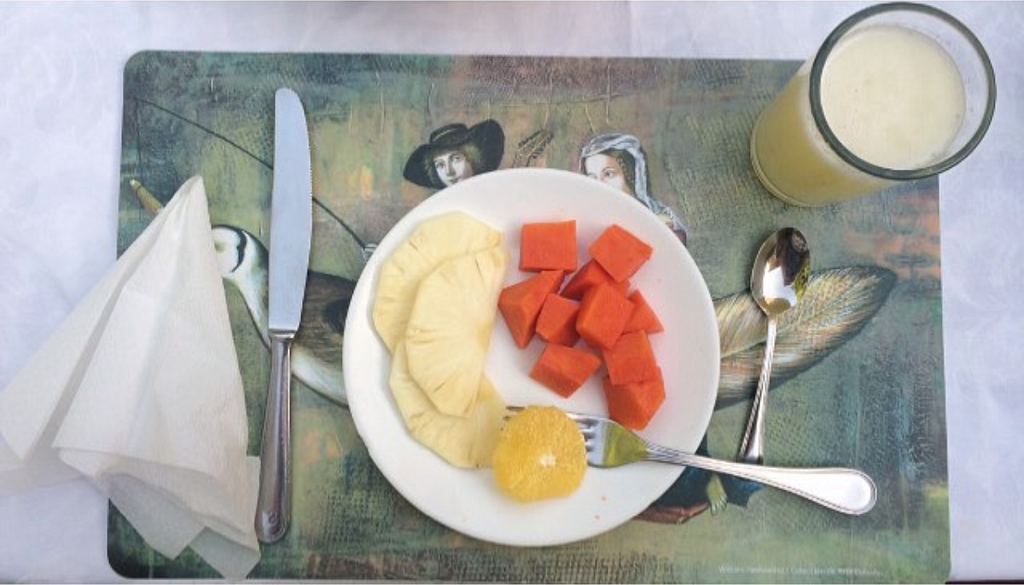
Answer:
[343,168,720,547]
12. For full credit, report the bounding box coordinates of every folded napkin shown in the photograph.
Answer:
[0,176,261,578]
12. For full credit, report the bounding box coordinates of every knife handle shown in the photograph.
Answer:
[256,331,294,543]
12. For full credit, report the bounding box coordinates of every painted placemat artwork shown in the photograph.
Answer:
[113,52,948,582]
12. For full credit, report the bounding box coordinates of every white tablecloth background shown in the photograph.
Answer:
[1,2,1021,582]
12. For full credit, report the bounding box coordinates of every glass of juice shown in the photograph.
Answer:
[750,2,996,206]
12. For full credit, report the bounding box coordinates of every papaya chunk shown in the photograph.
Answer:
[602,367,665,430]
[498,270,564,348]
[561,259,629,300]
[519,220,578,272]
[535,294,581,347]
[588,224,653,282]
[602,330,658,386]
[623,289,664,334]
[576,283,634,350]
[530,343,602,398]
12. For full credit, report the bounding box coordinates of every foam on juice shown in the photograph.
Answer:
[820,24,966,171]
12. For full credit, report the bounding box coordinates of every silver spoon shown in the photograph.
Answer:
[738,227,811,464]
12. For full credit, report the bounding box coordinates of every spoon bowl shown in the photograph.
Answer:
[738,227,811,464]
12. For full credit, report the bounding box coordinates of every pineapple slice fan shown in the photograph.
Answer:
[389,341,505,468]
[372,212,509,468]
[373,212,502,351]
[404,247,508,417]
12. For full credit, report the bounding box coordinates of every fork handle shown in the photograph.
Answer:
[644,443,876,515]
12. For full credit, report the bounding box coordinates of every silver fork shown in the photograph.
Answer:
[509,407,876,516]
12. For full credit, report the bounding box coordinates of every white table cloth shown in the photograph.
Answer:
[1,2,1021,582]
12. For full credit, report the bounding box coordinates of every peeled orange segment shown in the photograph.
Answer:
[492,406,587,503]
[404,246,509,417]
[389,342,505,468]
[373,212,502,352]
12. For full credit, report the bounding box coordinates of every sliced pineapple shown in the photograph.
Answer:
[404,246,509,417]
[390,341,505,468]
[373,212,502,352]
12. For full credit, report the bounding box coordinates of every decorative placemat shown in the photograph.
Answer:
[113,51,948,582]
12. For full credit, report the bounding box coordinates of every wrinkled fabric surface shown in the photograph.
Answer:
[1,1,1022,582]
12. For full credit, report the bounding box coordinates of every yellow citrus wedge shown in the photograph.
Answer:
[492,406,587,503]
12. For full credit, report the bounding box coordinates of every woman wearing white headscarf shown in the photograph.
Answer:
[580,133,688,246]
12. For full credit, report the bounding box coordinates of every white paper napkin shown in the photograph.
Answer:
[0,176,261,579]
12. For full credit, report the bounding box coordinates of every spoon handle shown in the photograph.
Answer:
[738,317,777,464]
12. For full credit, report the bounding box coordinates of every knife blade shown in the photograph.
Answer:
[255,87,313,544]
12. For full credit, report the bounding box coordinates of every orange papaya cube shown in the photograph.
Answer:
[561,259,614,300]
[575,283,634,350]
[519,220,578,272]
[612,280,632,295]
[588,224,653,282]
[530,343,602,398]
[601,329,658,386]
[535,294,581,346]
[498,270,565,348]
[602,367,665,430]
[623,289,664,334]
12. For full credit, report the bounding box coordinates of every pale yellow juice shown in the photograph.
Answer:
[752,24,967,206]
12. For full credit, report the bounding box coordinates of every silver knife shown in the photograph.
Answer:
[255,87,313,544]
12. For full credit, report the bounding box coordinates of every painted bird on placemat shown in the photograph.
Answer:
[131,179,353,406]
[212,225,353,406]
[638,436,763,523]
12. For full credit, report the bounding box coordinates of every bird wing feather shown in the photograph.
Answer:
[715,266,897,408]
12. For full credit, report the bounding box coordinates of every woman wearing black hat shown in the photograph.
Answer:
[403,119,505,190]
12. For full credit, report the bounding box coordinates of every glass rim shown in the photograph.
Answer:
[808,1,997,181]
